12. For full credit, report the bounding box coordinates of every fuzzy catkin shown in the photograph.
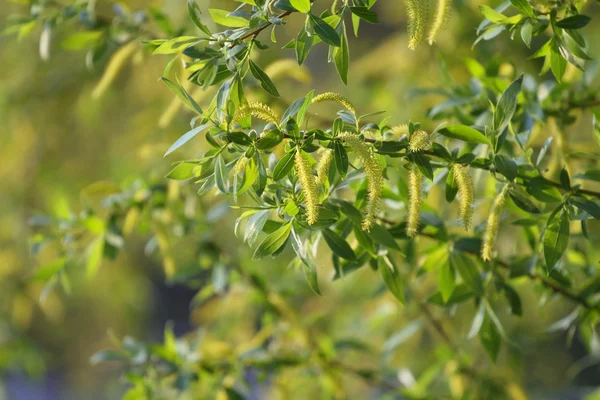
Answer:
[428,0,453,45]
[311,92,356,115]
[406,0,428,50]
[339,133,383,231]
[452,164,474,230]
[408,130,430,152]
[232,102,279,125]
[406,165,424,238]
[481,185,509,261]
[295,151,319,225]
[315,149,333,187]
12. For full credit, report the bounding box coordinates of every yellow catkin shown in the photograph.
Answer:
[311,92,356,116]
[339,132,383,231]
[232,102,279,125]
[295,151,319,225]
[453,164,474,230]
[408,130,430,152]
[406,165,424,238]
[481,185,509,261]
[406,0,428,50]
[92,41,138,99]
[315,149,334,187]
[428,0,453,45]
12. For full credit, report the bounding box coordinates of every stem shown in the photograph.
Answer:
[237,11,293,42]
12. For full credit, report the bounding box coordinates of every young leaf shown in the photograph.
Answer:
[272,150,297,181]
[334,22,349,84]
[290,0,311,13]
[164,123,211,156]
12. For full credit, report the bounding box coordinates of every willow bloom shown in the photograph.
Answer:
[481,185,509,261]
[311,92,356,116]
[232,102,279,125]
[428,0,453,45]
[408,130,430,152]
[315,148,333,187]
[406,165,424,238]
[234,156,249,175]
[339,132,383,231]
[406,0,428,50]
[453,164,474,230]
[295,151,319,225]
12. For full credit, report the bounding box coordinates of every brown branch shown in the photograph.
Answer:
[237,11,293,43]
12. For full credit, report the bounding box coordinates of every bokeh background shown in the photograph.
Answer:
[1,0,600,399]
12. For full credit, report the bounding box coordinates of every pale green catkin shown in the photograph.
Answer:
[295,151,319,225]
[408,130,430,152]
[428,0,453,45]
[315,149,333,187]
[311,92,357,116]
[481,185,509,261]
[453,164,474,230]
[339,132,383,231]
[406,165,424,238]
[406,0,428,50]
[232,102,279,125]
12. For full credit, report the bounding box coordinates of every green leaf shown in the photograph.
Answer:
[61,31,103,50]
[439,262,456,303]
[333,140,348,179]
[153,36,203,54]
[289,0,311,13]
[86,236,105,278]
[493,74,523,133]
[543,210,569,272]
[214,155,229,194]
[208,9,249,27]
[510,0,535,18]
[368,223,401,251]
[556,15,591,29]
[438,125,490,145]
[479,5,507,23]
[494,154,517,181]
[31,257,66,282]
[508,185,541,213]
[450,251,483,294]
[187,0,211,35]
[295,26,313,65]
[272,150,297,181]
[480,314,501,362]
[256,128,283,150]
[164,123,211,157]
[322,228,356,260]
[165,163,197,180]
[379,256,404,304]
[445,168,458,202]
[309,14,341,47]
[253,222,292,259]
[290,228,321,295]
[249,60,280,97]
[550,40,567,81]
[160,77,203,114]
[334,22,349,84]
[349,7,379,24]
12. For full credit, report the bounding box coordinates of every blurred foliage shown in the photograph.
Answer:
[2,0,600,399]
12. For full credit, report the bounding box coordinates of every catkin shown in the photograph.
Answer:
[408,130,430,152]
[315,149,334,187]
[92,41,138,98]
[406,165,424,238]
[232,102,279,125]
[339,133,383,231]
[311,92,356,116]
[234,156,249,175]
[481,185,509,261]
[428,0,453,45]
[452,164,474,230]
[295,151,319,225]
[406,0,428,50]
